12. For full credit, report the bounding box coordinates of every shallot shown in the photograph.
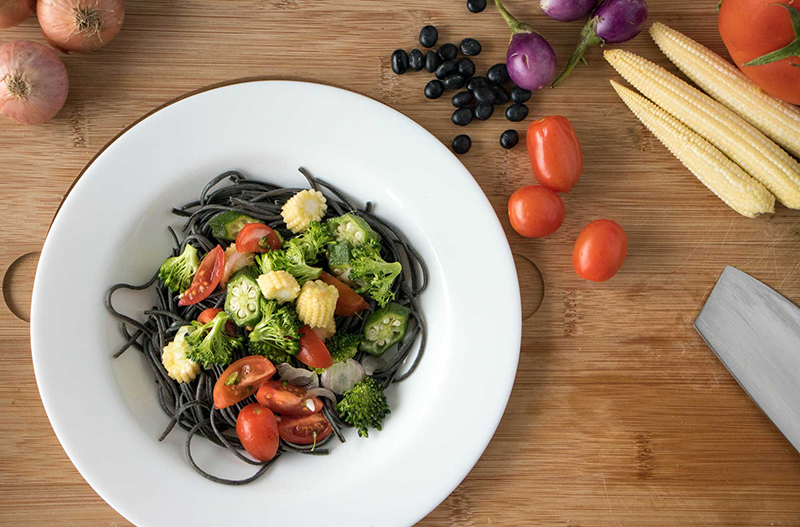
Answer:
[0,0,35,28]
[37,0,125,53]
[0,40,69,125]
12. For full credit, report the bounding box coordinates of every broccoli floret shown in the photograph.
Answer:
[349,240,402,307]
[327,331,364,363]
[185,311,243,368]
[248,299,301,360]
[159,244,199,293]
[258,243,322,285]
[336,377,390,438]
[288,221,332,263]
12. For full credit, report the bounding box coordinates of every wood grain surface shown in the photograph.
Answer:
[2,1,800,525]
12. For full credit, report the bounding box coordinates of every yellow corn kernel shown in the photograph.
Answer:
[257,270,300,304]
[281,189,328,233]
[161,327,201,383]
[611,81,774,218]
[315,317,337,341]
[650,23,800,158]
[295,279,339,328]
[604,48,800,209]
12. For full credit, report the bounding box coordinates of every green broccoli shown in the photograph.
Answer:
[248,299,301,362]
[185,311,243,368]
[327,331,364,363]
[336,377,390,438]
[258,243,322,285]
[287,221,332,263]
[349,240,402,307]
[159,244,199,293]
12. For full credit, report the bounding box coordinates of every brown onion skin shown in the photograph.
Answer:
[0,0,35,28]
[0,40,69,125]
[37,0,125,53]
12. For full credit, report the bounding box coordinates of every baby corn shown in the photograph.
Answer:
[611,80,775,218]
[650,22,800,159]
[604,49,800,209]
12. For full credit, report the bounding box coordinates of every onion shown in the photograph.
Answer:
[37,0,125,53]
[306,387,337,403]
[276,363,319,390]
[320,359,365,395]
[0,0,35,28]
[0,41,69,125]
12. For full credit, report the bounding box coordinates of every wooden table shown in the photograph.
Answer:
[2,1,799,525]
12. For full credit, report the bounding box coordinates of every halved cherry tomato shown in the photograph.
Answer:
[297,325,333,369]
[572,219,628,282]
[213,356,276,409]
[178,245,224,306]
[276,413,332,445]
[256,380,322,417]
[508,185,565,238]
[236,403,280,461]
[235,223,282,253]
[197,308,238,337]
[320,271,369,317]
[527,116,583,193]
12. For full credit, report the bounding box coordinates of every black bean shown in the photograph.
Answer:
[506,103,529,122]
[494,85,510,105]
[474,103,494,121]
[452,107,474,126]
[487,63,509,85]
[391,50,409,75]
[435,61,457,80]
[473,86,497,105]
[452,134,472,154]
[444,74,466,90]
[510,86,532,103]
[500,129,519,149]
[452,91,474,108]
[424,80,445,100]
[460,38,482,56]
[424,51,441,73]
[457,58,476,79]
[467,0,487,13]
[419,25,438,48]
[467,76,489,92]
[438,43,458,62]
[408,49,424,71]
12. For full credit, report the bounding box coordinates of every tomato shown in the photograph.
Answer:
[719,0,800,105]
[319,271,369,316]
[236,403,280,461]
[526,116,583,193]
[508,186,565,238]
[213,356,276,409]
[178,245,224,306]
[572,219,628,282]
[235,223,282,253]
[297,325,333,369]
[220,247,252,287]
[276,413,332,445]
[256,380,322,417]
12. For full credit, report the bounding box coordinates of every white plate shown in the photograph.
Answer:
[31,81,521,527]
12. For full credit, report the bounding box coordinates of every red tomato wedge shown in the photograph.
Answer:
[256,380,322,417]
[235,223,282,253]
[236,403,280,461]
[297,325,333,369]
[213,356,276,409]
[179,245,224,306]
[320,271,369,316]
[276,413,332,445]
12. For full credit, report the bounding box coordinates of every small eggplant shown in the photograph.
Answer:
[540,0,597,22]
[494,0,557,91]
[552,0,648,86]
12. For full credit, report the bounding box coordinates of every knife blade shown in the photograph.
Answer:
[695,266,800,453]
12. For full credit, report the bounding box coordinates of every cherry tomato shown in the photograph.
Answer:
[178,245,224,306]
[236,403,280,461]
[573,219,628,282]
[197,308,238,337]
[527,116,583,193]
[213,356,276,409]
[256,380,322,417]
[235,223,282,253]
[276,413,332,445]
[319,271,369,316]
[297,325,333,369]
[508,186,565,238]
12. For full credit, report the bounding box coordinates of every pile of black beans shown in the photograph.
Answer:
[390,22,530,155]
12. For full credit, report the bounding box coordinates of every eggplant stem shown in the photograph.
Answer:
[743,4,800,66]
[551,17,603,87]
[494,0,535,35]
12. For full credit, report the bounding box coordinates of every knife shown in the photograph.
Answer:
[695,266,800,453]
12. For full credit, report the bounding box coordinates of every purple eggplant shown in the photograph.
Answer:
[495,0,557,91]
[540,0,598,22]
[551,0,648,86]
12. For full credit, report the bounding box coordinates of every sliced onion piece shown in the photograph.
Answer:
[320,359,365,395]
[306,387,337,403]
[276,363,319,389]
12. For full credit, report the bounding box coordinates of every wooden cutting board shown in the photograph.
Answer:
[1,1,799,525]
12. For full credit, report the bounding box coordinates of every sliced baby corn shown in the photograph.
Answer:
[604,49,800,209]
[610,80,774,218]
[650,22,800,159]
